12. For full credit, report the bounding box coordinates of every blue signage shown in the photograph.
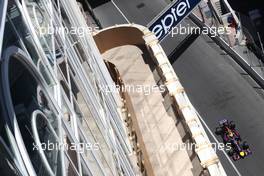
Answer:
[149,0,201,41]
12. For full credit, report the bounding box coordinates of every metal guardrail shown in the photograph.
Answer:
[189,13,264,89]
[242,26,264,63]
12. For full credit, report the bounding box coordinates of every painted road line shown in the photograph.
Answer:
[111,0,130,23]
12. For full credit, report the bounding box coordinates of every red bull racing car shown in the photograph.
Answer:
[215,119,252,161]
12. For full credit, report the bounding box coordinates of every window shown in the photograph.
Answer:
[0,137,23,176]
[8,56,61,175]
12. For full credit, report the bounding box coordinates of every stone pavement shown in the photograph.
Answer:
[102,44,205,176]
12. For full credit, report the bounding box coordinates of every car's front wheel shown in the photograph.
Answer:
[228,148,234,156]
[215,127,222,135]
[242,141,249,150]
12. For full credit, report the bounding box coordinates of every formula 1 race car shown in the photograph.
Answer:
[215,119,252,161]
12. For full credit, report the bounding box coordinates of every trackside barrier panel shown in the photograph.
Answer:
[148,0,201,41]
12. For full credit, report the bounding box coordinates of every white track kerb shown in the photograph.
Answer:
[137,24,227,176]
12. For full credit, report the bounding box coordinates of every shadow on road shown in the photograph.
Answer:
[169,33,200,63]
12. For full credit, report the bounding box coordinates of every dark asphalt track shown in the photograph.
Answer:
[172,33,264,176]
[92,1,264,175]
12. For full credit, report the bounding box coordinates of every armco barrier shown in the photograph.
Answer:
[189,13,264,90]
[94,23,227,176]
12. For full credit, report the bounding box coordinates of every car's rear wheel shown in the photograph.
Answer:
[242,141,249,149]
[215,127,222,135]
[230,121,236,129]
[228,148,234,156]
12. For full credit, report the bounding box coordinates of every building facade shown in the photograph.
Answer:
[0,0,137,175]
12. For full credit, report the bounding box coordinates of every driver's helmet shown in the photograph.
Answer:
[239,151,245,157]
